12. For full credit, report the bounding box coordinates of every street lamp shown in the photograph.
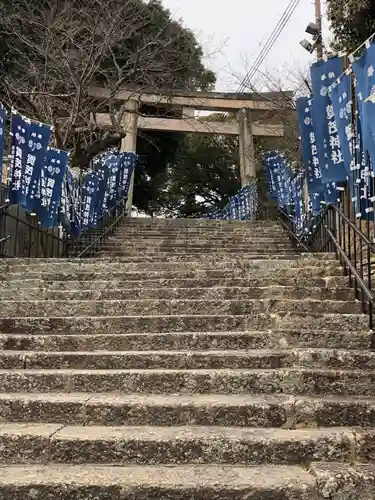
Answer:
[299,21,323,57]
[299,39,315,53]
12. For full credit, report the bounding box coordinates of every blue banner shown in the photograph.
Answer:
[9,113,51,208]
[105,154,122,209]
[264,151,279,199]
[310,56,346,183]
[9,114,29,205]
[296,96,324,197]
[92,151,112,224]
[329,74,354,174]
[81,172,100,231]
[352,52,375,168]
[206,183,258,221]
[355,43,375,167]
[311,191,326,215]
[264,151,292,208]
[67,169,81,238]
[291,173,305,235]
[0,103,7,184]
[119,152,137,199]
[37,148,68,228]
[353,119,374,220]
[24,122,52,212]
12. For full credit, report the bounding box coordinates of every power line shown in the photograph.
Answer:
[219,0,301,121]
[238,0,301,92]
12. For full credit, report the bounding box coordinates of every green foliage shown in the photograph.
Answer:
[163,134,241,218]
[0,0,216,215]
[327,0,375,52]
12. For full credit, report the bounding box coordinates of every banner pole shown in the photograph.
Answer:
[314,0,323,61]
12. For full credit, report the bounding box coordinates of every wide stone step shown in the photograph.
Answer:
[107,230,289,239]
[2,253,331,265]
[1,348,374,370]
[0,423,370,465]
[0,275,347,290]
[0,312,367,335]
[2,462,375,499]
[0,463,325,499]
[104,238,294,246]
[0,329,371,352]
[0,299,360,317]
[98,249,299,257]
[3,258,337,274]
[3,255,335,272]
[2,393,375,428]
[98,253,327,261]
[0,286,353,302]
[117,224,285,231]
[99,244,296,253]
[103,235,293,249]
[123,219,280,227]
[1,368,375,395]
[2,265,342,281]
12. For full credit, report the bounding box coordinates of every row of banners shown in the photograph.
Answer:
[265,39,375,231]
[205,183,259,220]
[0,105,137,235]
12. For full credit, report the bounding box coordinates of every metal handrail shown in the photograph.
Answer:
[325,226,374,303]
[276,209,309,252]
[75,202,128,259]
[276,200,375,329]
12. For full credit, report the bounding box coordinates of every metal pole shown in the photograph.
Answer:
[314,0,323,60]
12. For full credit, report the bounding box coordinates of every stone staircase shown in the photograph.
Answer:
[0,218,374,498]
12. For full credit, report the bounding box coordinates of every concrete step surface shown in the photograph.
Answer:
[0,253,335,264]
[1,217,374,498]
[1,348,374,370]
[0,298,361,317]
[0,275,348,289]
[1,264,343,281]
[1,462,375,499]
[2,259,339,274]
[0,312,368,334]
[0,329,371,351]
[2,393,375,428]
[2,368,375,396]
[2,254,335,271]
[0,423,372,465]
[0,285,354,301]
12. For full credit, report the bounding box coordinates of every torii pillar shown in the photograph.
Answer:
[121,99,138,216]
[238,108,256,187]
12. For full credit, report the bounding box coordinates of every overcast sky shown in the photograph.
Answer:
[162,0,330,92]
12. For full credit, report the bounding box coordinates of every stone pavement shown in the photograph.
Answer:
[0,218,374,499]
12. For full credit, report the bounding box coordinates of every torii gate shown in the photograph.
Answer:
[89,86,288,212]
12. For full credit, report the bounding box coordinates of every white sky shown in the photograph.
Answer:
[162,0,331,92]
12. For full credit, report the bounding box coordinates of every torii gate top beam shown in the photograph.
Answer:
[89,86,292,112]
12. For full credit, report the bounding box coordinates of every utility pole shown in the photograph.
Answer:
[314,0,323,60]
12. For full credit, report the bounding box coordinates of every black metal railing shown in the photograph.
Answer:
[276,208,309,252]
[307,204,375,330]
[71,199,128,258]
[0,184,69,258]
[274,199,375,330]
[0,183,130,259]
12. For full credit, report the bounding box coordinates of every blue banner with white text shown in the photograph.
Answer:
[37,148,68,228]
[24,122,52,212]
[329,74,354,174]
[296,96,324,208]
[9,114,30,206]
[0,103,7,184]
[310,56,346,184]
